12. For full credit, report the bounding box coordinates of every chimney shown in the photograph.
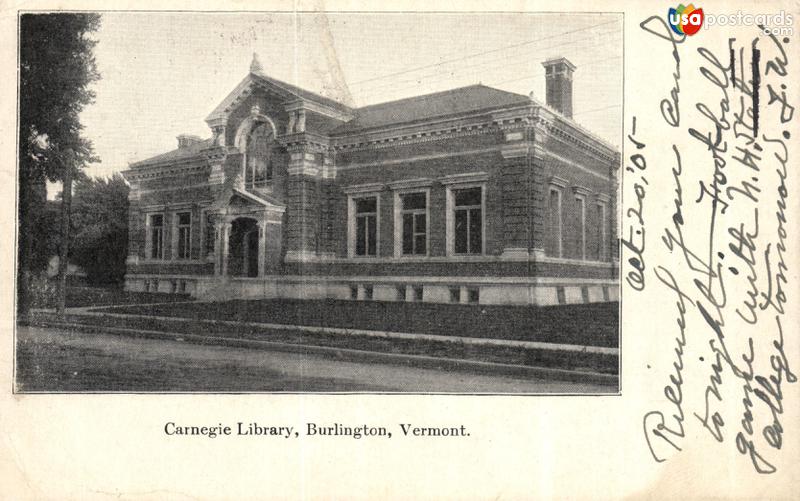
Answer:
[177,134,203,149]
[541,57,576,118]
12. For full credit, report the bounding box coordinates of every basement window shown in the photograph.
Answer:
[449,287,461,303]
[363,285,373,300]
[413,286,424,302]
[350,285,358,300]
[556,286,566,305]
[467,288,480,304]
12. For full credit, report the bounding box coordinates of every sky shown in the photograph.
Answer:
[77,12,622,180]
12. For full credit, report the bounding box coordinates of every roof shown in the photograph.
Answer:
[206,71,353,125]
[332,85,531,135]
[252,72,352,114]
[130,138,213,168]
[134,84,531,167]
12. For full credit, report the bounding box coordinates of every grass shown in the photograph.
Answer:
[94,298,619,348]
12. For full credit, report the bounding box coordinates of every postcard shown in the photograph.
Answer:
[0,0,797,499]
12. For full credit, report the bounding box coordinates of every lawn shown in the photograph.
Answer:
[96,299,619,348]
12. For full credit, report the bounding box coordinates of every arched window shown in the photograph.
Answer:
[245,122,274,188]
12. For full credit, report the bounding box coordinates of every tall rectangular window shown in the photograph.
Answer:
[176,212,191,260]
[547,189,562,257]
[149,214,164,260]
[401,192,427,255]
[576,196,586,260]
[453,187,482,255]
[354,197,377,256]
[596,202,607,260]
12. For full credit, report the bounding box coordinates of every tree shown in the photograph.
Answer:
[18,14,101,319]
[69,174,129,286]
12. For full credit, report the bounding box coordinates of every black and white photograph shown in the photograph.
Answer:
[15,11,622,393]
[5,1,800,499]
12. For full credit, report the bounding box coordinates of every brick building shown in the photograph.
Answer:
[121,54,619,306]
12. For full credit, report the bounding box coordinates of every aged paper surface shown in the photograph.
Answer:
[1,0,798,499]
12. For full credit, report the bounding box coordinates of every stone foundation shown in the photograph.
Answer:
[125,274,619,306]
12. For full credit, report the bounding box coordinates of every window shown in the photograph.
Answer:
[353,196,378,257]
[396,285,407,301]
[350,285,358,300]
[400,192,427,255]
[245,122,274,189]
[547,188,563,257]
[412,286,424,302]
[441,173,487,257]
[363,285,373,300]
[449,287,461,303]
[467,288,480,304]
[148,214,164,259]
[575,195,586,260]
[453,187,483,255]
[176,212,191,260]
[595,202,607,261]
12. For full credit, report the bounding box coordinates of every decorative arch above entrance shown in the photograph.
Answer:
[209,187,286,279]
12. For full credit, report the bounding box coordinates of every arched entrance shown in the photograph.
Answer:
[209,187,285,279]
[228,217,259,277]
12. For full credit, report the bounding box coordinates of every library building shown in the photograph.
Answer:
[121,54,619,306]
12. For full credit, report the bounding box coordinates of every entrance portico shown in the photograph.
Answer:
[210,187,285,279]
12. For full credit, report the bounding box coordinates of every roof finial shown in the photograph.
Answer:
[250,52,263,74]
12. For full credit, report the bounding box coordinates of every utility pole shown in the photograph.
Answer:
[56,149,73,317]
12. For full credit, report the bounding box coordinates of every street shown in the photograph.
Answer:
[15,326,615,393]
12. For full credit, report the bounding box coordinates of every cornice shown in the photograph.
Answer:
[343,182,385,195]
[549,175,569,189]
[386,177,434,190]
[439,171,489,186]
[572,185,593,197]
[331,105,533,152]
[123,161,209,181]
[546,124,617,165]
[281,132,330,153]
[285,98,354,122]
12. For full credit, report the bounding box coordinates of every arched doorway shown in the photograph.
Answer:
[228,217,259,277]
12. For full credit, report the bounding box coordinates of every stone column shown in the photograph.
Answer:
[213,222,222,275]
[257,219,268,277]
[221,221,232,277]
